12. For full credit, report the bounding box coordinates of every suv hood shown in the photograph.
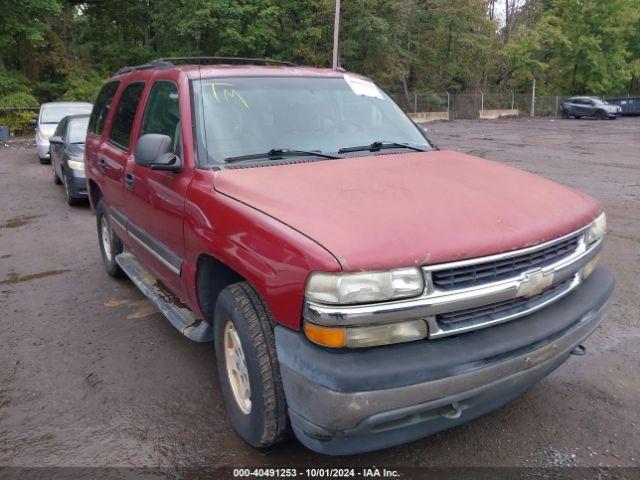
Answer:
[38,124,58,137]
[215,151,601,271]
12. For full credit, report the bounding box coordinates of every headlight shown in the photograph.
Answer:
[305,268,424,305]
[304,319,428,348]
[587,212,606,244]
[39,131,50,141]
[67,159,85,171]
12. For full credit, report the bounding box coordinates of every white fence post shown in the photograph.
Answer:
[511,91,515,110]
[481,91,484,114]
[531,78,536,117]
[413,92,418,114]
[332,0,341,69]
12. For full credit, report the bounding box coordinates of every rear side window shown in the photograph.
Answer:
[109,82,145,150]
[88,82,120,135]
[140,81,181,153]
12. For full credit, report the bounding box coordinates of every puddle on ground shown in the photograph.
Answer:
[0,269,70,285]
[104,298,157,319]
[0,214,43,229]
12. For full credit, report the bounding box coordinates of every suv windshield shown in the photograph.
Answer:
[41,104,92,124]
[192,76,431,165]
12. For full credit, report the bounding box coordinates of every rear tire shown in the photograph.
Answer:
[214,282,290,449]
[561,110,570,119]
[96,198,125,278]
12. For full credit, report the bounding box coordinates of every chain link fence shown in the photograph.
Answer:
[391,91,577,121]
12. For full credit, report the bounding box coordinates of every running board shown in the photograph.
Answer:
[116,251,213,342]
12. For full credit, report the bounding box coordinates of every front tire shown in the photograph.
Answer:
[52,164,62,185]
[214,282,289,449]
[39,156,50,165]
[63,173,83,206]
[96,198,125,277]
[596,110,608,120]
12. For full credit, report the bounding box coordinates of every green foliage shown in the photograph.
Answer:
[0,88,38,134]
[0,91,39,109]
[505,0,640,95]
[0,0,639,116]
[0,71,33,96]
[61,73,107,103]
[0,110,36,135]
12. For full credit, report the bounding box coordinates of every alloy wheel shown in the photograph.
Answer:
[223,321,252,414]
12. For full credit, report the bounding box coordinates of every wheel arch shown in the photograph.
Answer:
[87,179,102,211]
[196,253,247,324]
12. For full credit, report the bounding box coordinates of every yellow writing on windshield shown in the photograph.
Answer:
[210,83,249,109]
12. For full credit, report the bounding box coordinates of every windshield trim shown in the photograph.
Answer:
[189,75,433,170]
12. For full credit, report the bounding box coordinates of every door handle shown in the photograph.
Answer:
[124,172,135,190]
[98,155,107,173]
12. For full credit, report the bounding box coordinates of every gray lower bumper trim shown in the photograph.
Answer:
[276,268,613,455]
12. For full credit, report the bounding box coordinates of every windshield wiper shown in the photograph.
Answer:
[338,141,427,154]
[224,148,340,163]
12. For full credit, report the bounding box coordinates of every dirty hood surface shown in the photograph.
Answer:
[214,151,601,271]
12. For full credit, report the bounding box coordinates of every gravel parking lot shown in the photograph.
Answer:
[1,117,638,471]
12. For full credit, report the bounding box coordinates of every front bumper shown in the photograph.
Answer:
[276,267,614,455]
[36,139,50,159]
[66,168,88,198]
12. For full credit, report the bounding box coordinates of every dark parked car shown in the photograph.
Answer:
[50,114,90,206]
[561,96,621,119]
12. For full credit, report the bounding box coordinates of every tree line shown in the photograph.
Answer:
[1,0,639,114]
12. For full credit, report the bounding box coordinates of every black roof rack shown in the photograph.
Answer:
[157,56,297,67]
[116,57,297,75]
[116,60,173,75]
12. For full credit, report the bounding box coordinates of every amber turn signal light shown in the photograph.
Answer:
[303,322,346,348]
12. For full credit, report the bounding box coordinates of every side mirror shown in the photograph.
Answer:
[134,133,181,172]
[49,136,63,145]
[30,119,37,126]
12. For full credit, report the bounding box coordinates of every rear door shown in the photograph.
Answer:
[98,81,145,230]
[86,81,120,205]
[123,79,190,297]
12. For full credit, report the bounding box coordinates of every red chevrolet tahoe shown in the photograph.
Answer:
[85,58,614,455]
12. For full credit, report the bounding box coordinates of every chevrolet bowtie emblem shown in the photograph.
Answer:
[517,269,554,298]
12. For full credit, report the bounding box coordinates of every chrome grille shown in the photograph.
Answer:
[304,225,602,341]
[431,233,581,290]
[437,280,571,326]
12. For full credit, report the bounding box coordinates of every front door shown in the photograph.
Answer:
[50,117,67,179]
[123,80,190,298]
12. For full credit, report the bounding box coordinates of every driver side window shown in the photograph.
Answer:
[140,81,181,154]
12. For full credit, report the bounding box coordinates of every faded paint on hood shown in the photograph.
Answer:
[214,150,601,272]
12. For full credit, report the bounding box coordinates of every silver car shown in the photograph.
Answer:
[35,102,93,163]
